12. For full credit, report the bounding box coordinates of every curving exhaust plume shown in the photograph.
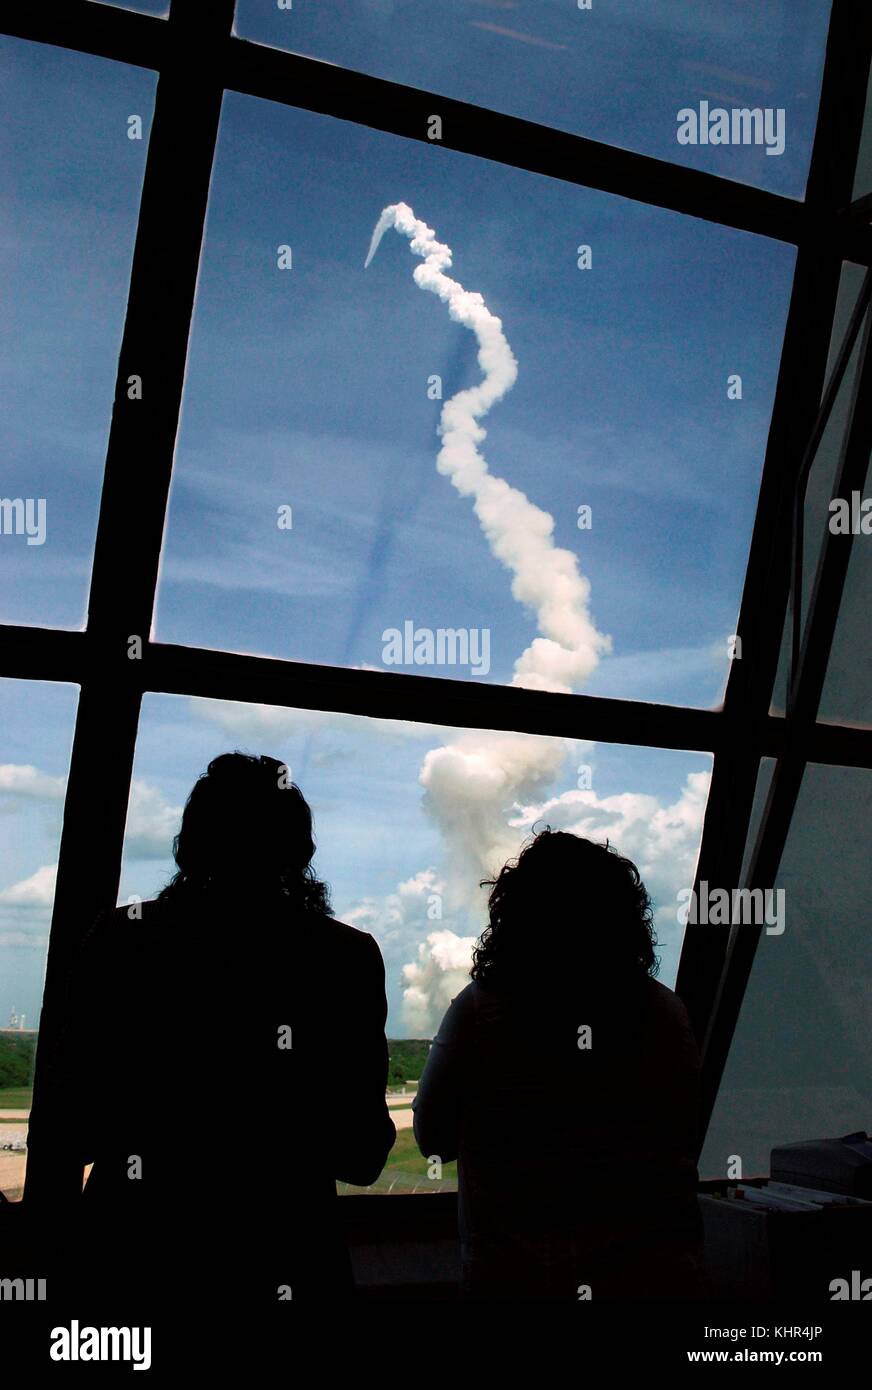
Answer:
[365,201,610,693]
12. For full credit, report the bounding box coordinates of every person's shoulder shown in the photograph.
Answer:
[433,982,476,1040]
[452,981,477,1011]
[647,978,691,1021]
[316,914,383,958]
[81,900,159,946]
[67,901,162,987]
[648,978,681,1004]
[646,979,699,1049]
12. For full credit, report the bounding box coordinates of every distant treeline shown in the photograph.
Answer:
[0,1032,427,1091]
[0,1032,37,1088]
[387,1040,431,1086]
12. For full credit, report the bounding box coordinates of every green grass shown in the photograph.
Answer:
[0,1087,32,1110]
[338,1127,457,1195]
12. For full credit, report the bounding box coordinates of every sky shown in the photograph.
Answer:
[232,0,831,200]
[0,7,835,1039]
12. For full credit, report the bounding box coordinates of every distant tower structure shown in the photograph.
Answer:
[8,1008,20,1029]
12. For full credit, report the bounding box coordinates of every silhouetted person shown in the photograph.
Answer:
[26,753,395,1310]
[413,830,706,1300]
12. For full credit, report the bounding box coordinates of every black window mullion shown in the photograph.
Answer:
[23,0,237,1202]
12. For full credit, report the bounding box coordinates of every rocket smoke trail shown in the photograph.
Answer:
[365,201,610,694]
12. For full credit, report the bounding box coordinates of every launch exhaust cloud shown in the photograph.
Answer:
[350,207,704,1034]
[365,201,611,693]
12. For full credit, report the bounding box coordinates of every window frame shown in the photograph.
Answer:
[2,0,871,1185]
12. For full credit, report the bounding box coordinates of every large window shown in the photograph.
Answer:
[1,0,870,1216]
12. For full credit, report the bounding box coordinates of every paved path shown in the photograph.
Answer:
[0,1126,26,1201]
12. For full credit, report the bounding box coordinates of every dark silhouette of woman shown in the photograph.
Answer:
[412,829,706,1300]
[27,753,395,1308]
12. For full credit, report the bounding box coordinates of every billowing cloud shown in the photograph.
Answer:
[418,729,571,912]
[345,868,446,952]
[401,928,478,1037]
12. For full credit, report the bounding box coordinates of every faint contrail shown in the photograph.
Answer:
[365,201,610,693]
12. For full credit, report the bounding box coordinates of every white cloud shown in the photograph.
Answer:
[0,764,66,800]
[345,866,447,958]
[124,780,183,860]
[0,862,57,906]
[401,929,477,1036]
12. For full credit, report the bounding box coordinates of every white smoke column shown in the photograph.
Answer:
[401,928,478,1035]
[418,729,571,911]
[365,202,611,693]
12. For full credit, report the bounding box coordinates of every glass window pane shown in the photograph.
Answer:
[157,93,794,710]
[770,262,868,716]
[738,755,776,885]
[122,693,711,1192]
[234,0,830,198]
[0,38,156,629]
[852,53,872,199]
[701,762,872,1178]
[818,446,872,725]
[90,0,168,13]
[0,679,79,1201]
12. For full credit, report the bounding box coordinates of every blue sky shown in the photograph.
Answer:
[233,0,830,199]
[158,89,795,701]
[0,10,833,1038]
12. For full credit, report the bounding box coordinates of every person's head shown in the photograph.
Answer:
[471,828,658,993]
[158,752,331,913]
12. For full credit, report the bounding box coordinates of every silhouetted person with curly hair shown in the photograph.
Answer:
[27,753,395,1311]
[413,829,706,1300]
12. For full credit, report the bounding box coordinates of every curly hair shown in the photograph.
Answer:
[158,752,332,915]
[472,828,658,992]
